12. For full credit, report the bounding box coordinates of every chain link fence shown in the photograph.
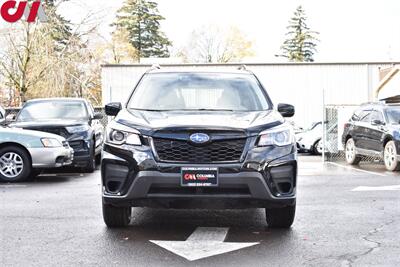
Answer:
[323,105,382,164]
[5,107,109,128]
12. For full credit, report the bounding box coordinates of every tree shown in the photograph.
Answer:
[108,28,138,64]
[112,0,171,61]
[277,6,319,62]
[179,25,254,63]
[42,0,73,51]
[0,0,103,105]
[0,0,74,104]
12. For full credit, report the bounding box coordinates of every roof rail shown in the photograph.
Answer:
[237,65,248,71]
[360,101,385,106]
[150,64,161,70]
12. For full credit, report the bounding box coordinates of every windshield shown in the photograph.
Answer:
[128,73,271,111]
[385,107,400,124]
[17,101,88,122]
[309,122,321,131]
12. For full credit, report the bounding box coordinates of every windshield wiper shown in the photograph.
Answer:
[130,108,236,112]
[179,109,235,112]
[130,108,169,112]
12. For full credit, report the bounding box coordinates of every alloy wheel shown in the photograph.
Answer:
[384,142,397,170]
[0,152,24,179]
[316,140,324,155]
[345,139,356,163]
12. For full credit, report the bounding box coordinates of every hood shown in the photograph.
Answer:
[10,119,87,129]
[115,109,284,135]
[0,126,66,141]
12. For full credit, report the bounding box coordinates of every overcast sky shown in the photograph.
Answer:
[60,0,400,62]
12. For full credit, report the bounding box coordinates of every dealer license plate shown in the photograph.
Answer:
[181,167,219,187]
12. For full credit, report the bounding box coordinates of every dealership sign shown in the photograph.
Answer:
[0,0,47,23]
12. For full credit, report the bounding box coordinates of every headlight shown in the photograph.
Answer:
[107,129,141,146]
[258,126,294,147]
[41,138,62,148]
[66,125,90,134]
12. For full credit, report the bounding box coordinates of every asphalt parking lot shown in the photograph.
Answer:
[1,156,399,267]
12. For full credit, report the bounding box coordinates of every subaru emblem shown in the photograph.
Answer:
[190,133,210,144]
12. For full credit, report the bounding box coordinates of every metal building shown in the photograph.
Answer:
[101,62,398,127]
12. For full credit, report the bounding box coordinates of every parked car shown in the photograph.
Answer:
[0,106,5,125]
[296,122,323,155]
[0,126,74,182]
[342,102,400,171]
[288,120,304,134]
[10,98,104,172]
[101,67,297,228]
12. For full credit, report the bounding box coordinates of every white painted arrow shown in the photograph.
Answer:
[352,185,400,192]
[150,227,259,261]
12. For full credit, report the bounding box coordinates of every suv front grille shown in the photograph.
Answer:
[69,140,85,150]
[152,138,246,163]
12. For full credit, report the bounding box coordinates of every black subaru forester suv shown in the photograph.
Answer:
[102,67,297,228]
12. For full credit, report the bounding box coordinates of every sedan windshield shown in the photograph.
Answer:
[128,73,271,111]
[17,101,88,121]
[385,107,400,124]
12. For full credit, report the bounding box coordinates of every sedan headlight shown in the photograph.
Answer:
[258,126,294,147]
[107,128,141,146]
[41,138,62,148]
[66,125,90,134]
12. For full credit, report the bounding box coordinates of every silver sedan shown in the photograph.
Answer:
[0,127,74,182]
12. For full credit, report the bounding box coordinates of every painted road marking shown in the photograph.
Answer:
[0,184,27,188]
[150,227,259,261]
[352,185,400,192]
[326,162,387,177]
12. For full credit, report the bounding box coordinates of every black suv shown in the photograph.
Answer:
[11,98,104,172]
[102,68,297,228]
[343,103,400,171]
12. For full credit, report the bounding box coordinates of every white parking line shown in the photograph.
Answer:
[352,185,400,191]
[326,162,387,177]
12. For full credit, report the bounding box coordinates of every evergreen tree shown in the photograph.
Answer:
[42,0,73,51]
[278,6,319,62]
[112,0,171,61]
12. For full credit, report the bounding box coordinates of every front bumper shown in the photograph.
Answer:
[296,139,313,151]
[29,147,74,168]
[101,142,297,209]
[68,138,96,167]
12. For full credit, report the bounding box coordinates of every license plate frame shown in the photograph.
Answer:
[181,167,219,187]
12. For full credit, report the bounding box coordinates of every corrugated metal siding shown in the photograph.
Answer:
[101,63,394,127]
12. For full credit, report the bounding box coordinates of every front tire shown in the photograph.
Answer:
[102,203,131,228]
[0,146,32,183]
[95,152,102,165]
[84,144,96,173]
[384,141,400,171]
[312,139,323,155]
[345,138,361,165]
[266,204,296,228]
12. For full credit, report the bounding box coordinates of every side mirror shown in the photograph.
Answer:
[372,119,385,126]
[93,112,103,120]
[278,103,295,118]
[105,102,122,116]
[6,114,16,122]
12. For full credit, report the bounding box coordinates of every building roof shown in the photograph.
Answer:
[375,67,400,101]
